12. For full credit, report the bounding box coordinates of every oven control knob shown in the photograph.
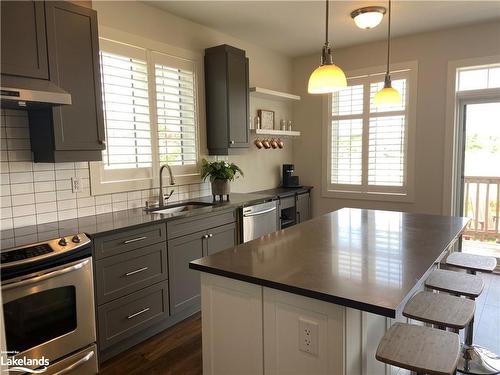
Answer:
[71,235,81,243]
[58,238,67,246]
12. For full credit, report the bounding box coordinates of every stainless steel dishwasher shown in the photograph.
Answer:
[242,200,278,243]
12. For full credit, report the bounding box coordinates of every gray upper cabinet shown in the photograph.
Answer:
[0,1,49,79]
[205,44,249,155]
[296,192,311,224]
[28,1,105,162]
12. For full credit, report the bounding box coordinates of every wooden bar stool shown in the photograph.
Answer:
[376,322,460,375]
[403,291,475,333]
[440,253,500,375]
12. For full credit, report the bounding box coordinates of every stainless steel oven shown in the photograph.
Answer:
[1,234,98,374]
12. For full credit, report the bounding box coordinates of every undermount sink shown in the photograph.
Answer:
[146,201,214,215]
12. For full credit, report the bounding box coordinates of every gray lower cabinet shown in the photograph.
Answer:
[167,229,205,315]
[296,192,311,224]
[206,222,237,256]
[167,213,237,316]
[97,280,169,350]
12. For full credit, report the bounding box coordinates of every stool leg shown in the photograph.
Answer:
[456,275,500,374]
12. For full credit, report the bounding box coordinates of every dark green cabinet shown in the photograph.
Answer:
[0,1,49,79]
[205,44,249,155]
[28,1,105,162]
[296,192,311,224]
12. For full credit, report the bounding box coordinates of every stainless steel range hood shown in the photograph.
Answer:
[1,75,71,109]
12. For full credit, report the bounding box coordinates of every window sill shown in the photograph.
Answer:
[321,188,414,203]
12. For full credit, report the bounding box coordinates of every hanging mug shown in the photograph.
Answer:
[277,138,284,149]
[254,138,263,149]
[262,139,271,149]
[270,138,278,149]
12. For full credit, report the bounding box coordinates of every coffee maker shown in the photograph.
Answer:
[282,164,300,187]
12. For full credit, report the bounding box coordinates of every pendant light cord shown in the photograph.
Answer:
[325,0,329,45]
[386,0,392,76]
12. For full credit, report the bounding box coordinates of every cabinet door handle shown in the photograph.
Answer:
[202,234,209,239]
[123,236,147,244]
[98,140,106,145]
[125,266,149,276]
[229,140,235,145]
[208,233,213,238]
[127,307,150,319]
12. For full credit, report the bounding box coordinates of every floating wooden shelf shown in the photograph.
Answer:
[252,128,301,137]
[249,87,301,101]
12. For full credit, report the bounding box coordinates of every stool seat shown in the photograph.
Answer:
[446,252,497,273]
[403,291,475,329]
[425,269,484,298]
[376,322,460,375]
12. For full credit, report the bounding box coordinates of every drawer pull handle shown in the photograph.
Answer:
[123,236,147,244]
[127,307,150,319]
[125,267,149,276]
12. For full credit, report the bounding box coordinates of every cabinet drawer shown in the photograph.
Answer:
[95,242,168,305]
[279,196,295,209]
[97,280,169,350]
[167,209,236,239]
[93,223,166,259]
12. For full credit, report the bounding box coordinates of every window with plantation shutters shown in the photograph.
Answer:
[153,52,198,170]
[326,64,416,200]
[100,50,152,170]
[90,39,200,195]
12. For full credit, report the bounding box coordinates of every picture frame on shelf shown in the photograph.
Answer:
[258,109,275,130]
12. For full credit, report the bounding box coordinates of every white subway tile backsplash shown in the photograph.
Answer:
[10,182,34,195]
[11,194,35,206]
[13,205,36,217]
[36,201,57,214]
[35,191,57,203]
[34,170,55,182]
[57,199,77,211]
[0,110,210,231]
[9,172,33,184]
[34,181,56,193]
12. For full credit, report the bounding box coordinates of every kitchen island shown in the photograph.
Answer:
[190,208,468,375]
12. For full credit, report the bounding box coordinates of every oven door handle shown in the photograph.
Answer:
[2,259,89,291]
[52,350,95,375]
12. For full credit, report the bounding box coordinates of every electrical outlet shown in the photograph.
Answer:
[71,177,82,193]
[299,318,319,356]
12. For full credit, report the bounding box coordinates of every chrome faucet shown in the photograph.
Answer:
[159,164,176,207]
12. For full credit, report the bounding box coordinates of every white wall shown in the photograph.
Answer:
[93,1,295,193]
[292,20,500,217]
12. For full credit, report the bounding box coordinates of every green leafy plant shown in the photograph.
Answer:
[200,159,243,182]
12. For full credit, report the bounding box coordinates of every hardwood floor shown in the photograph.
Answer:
[100,273,500,375]
[99,313,202,375]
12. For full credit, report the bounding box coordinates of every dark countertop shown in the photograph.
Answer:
[190,208,469,318]
[1,188,309,250]
[254,186,312,198]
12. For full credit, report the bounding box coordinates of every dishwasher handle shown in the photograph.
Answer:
[243,206,277,217]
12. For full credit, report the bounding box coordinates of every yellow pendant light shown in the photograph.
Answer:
[308,0,346,94]
[374,0,401,106]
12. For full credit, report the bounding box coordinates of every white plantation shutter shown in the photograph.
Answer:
[329,71,410,195]
[100,49,152,170]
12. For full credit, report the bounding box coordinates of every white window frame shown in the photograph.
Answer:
[322,61,418,202]
[442,55,500,215]
[90,38,202,195]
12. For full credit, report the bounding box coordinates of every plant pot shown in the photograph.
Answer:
[211,180,230,196]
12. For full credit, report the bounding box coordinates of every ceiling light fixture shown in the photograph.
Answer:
[308,0,347,94]
[350,6,386,29]
[374,0,401,107]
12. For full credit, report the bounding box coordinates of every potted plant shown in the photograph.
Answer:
[200,158,243,199]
